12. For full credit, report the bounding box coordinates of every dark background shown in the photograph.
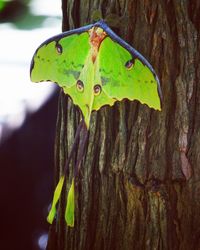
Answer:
[0,90,58,250]
[0,1,61,249]
[0,91,59,250]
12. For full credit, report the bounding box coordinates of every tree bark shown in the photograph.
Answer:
[47,1,200,249]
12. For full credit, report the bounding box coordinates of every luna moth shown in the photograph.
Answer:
[30,20,162,227]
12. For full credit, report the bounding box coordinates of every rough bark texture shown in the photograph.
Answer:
[47,1,200,249]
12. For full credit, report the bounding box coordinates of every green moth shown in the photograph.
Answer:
[30,20,162,227]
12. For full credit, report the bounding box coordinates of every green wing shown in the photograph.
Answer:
[31,32,90,87]
[30,32,95,127]
[92,37,161,111]
[31,26,161,128]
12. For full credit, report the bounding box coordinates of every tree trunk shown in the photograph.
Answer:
[47,1,200,249]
